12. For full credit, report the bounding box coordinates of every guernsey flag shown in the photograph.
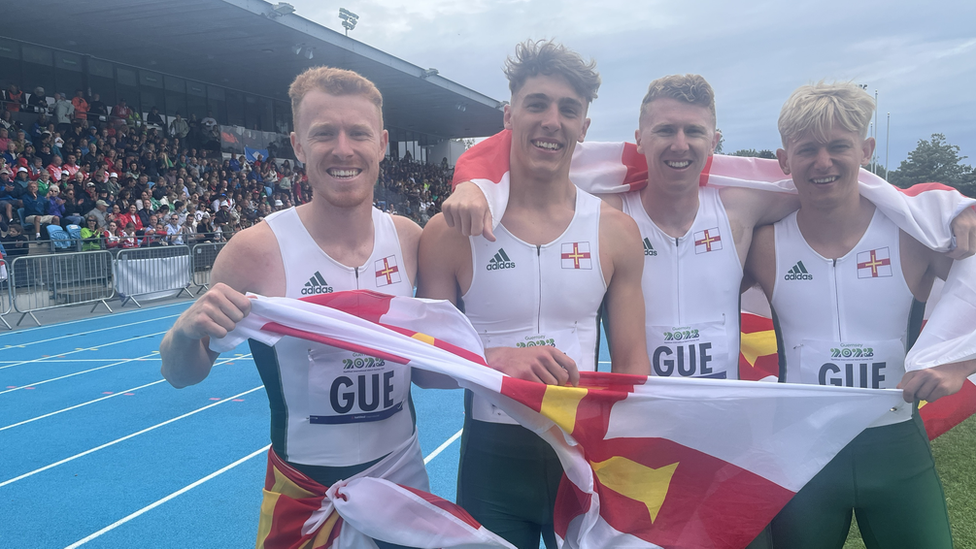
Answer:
[452,129,974,254]
[214,291,909,548]
[457,130,976,441]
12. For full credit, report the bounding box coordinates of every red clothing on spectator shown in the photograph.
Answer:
[112,103,131,123]
[46,164,63,182]
[72,97,89,120]
[118,212,143,232]
[5,90,23,112]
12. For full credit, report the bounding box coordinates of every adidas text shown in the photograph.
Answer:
[301,285,334,295]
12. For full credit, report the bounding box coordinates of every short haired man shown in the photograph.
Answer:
[419,40,650,549]
[744,82,976,548]
[160,67,426,548]
[87,199,109,229]
[22,181,58,239]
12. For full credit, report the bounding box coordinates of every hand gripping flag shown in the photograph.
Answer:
[451,129,975,253]
[214,291,909,549]
[736,258,976,440]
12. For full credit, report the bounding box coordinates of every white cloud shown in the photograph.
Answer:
[286,0,976,165]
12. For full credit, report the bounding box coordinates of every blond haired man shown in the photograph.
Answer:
[745,82,975,548]
[161,67,424,548]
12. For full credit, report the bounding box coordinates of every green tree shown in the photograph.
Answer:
[888,133,975,196]
[714,129,725,154]
[731,148,776,159]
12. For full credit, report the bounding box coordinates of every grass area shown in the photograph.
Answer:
[844,415,976,548]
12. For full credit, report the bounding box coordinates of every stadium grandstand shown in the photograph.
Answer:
[0,0,504,254]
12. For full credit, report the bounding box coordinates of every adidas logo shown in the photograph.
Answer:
[301,271,334,295]
[643,237,658,257]
[486,248,516,271]
[784,261,813,281]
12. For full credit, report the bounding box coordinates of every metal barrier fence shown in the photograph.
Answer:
[0,258,11,330]
[10,251,116,327]
[2,240,227,326]
[191,242,226,293]
[114,245,194,308]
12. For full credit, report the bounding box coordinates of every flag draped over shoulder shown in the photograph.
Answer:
[215,291,909,549]
[456,130,976,438]
[451,130,975,253]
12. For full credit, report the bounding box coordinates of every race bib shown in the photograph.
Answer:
[472,329,580,424]
[648,319,730,379]
[307,346,409,425]
[797,339,906,390]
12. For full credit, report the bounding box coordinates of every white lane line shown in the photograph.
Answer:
[0,330,168,373]
[0,302,189,338]
[0,350,163,395]
[61,407,460,546]
[62,444,271,549]
[0,358,163,363]
[0,314,180,349]
[0,385,263,488]
[424,428,463,464]
[0,355,253,431]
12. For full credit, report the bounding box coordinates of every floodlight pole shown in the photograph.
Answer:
[885,112,890,179]
[873,89,879,173]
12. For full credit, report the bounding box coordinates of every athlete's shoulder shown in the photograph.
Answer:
[213,220,283,295]
[390,213,422,245]
[594,191,623,210]
[599,201,642,251]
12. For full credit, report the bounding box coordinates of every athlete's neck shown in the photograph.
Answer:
[641,178,700,238]
[796,195,875,259]
[296,198,375,267]
[502,172,577,246]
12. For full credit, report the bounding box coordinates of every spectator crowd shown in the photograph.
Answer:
[0,82,457,259]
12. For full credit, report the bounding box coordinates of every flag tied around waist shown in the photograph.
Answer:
[214,291,909,549]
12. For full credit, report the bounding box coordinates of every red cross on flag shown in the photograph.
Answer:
[561,242,592,270]
[374,255,401,286]
[694,228,723,254]
[856,247,892,278]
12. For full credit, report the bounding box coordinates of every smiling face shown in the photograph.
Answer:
[505,74,590,182]
[777,121,874,210]
[290,89,387,209]
[636,97,719,192]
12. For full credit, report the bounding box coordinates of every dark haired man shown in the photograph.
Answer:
[419,40,650,549]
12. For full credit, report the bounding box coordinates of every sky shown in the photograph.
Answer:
[287,0,976,171]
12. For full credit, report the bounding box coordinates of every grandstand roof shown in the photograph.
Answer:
[4,0,504,139]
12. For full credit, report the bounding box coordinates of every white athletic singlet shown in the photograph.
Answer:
[772,209,914,426]
[621,186,742,380]
[258,206,415,467]
[463,190,607,424]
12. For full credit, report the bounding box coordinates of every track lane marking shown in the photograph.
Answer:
[0,386,263,488]
[61,426,466,546]
[0,331,168,374]
[0,355,253,430]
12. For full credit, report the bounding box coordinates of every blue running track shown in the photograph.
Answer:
[0,302,611,548]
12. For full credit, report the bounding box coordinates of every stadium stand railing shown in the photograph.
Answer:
[0,258,11,330]
[191,242,226,293]
[9,250,115,326]
[114,245,194,308]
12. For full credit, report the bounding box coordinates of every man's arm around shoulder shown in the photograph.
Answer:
[160,222,278,388]
[600,205,651,375]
